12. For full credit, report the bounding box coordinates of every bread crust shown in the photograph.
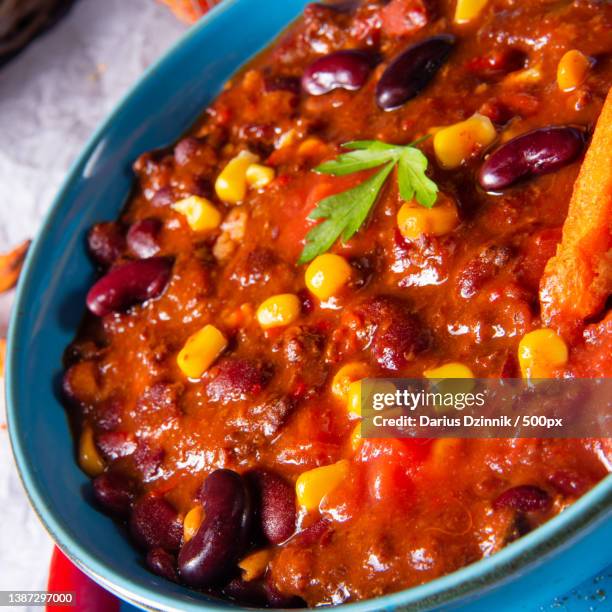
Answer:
[540,89,612,337]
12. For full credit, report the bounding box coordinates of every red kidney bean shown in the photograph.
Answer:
[478,126,585,191]
[223,577,305,609]
[376,35,455,110]
[87,222,125,267]
[96,431,137,461]
[151,187,175,208]
[357,296,429,371]
[493,485,551,512]
[247,470,296,544]
[206,358,273,403]
[126,219,161,259]
[92,472,136,517]
[548,470,588,497]
[86,257,173,317]
[146,548,178,582]
[264,75,301,94]
[178,469,252,587]
[130,495,183,551]
[309,0,358,13]
[174,136,202,166]
[302,50,377,96]
[466,48,527,79]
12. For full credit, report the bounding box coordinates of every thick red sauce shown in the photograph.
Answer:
[63,0,611,606]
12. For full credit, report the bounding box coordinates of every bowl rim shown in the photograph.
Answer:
[6,0,612,610]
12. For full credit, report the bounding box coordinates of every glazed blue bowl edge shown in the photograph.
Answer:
[6,0,612,610]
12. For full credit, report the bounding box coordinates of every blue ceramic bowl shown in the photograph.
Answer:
[6,1,612,610]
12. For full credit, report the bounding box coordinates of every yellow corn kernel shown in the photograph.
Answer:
[296,460,350,511]
[297,137,327,159]
[424,363,474,379]
[177,324,227,378]
[246,163,275,189]
[518,328,568,379]
[183,505,204,542]
[433,113,496,169]
[557,50,591,92]
[430,439,464,469]
[397,196,459,241]
[331,362,369,401]
[256,294,301,329]
[305,253,352,301]
[454,0,488,24]
[172,196,221,231]
[349,422,362,452]
[215,150,259,204]
[346,380,362,419]
[238,549,271,581]
[79,425,105,477]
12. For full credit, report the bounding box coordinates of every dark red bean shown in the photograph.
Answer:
[223,578,269,607]
[466,48,527,79]
[357,296,429,371]
[548,470,588,497]
[130,495,183,551]
[206,358,273,404]
[376,35,455,110]
[126,219,161,259]
[493,485,551,512]
[87,222,125,267]
[96,431,137,461]
[302,50,377,96]
[178,469,252,587]
[264,75,301,94]
[151,187,175,208]
[86,257,173,317]
[92,472,136,516]
[478,126,585,191]
[247,470,296,544]
[174,136,202,166]
[146,548,178,582]
[263,579,307,609]
[308,0,358,13]
[223,577,306,608]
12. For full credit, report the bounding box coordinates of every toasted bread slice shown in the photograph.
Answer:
[540,90,612,337]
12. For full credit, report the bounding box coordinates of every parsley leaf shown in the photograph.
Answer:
[298,138,438,264]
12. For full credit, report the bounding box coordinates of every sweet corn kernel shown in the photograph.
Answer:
[305,253,352,300]
[557,50,591,92]
[397,197,459,240]
[183,505,204,542]
[297,137,327,159]
[454,0,488,23]
[424,363,475,379]
[246,163,275,189]
[350,422,362,452]
[79,425,105,477]
[296,460,350,511]
[215,150,259,204]
[346,380,362,419]
[177,324,228,378]
[256,294,301,329]
[430,439,464,469]
[433,113,496,168]
[518,328,568,379]
[331,362,369,401]
[172,196,221,231]
[238,550,271,581]
[424,362,475,398]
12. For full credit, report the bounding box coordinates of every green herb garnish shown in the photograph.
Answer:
[298,139,438,264]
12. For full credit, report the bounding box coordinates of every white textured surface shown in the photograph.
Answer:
[0,0,184,605]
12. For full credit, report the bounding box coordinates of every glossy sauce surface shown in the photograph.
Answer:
[63,0,612,606]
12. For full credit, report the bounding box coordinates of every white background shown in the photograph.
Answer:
[0,0,184,606]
